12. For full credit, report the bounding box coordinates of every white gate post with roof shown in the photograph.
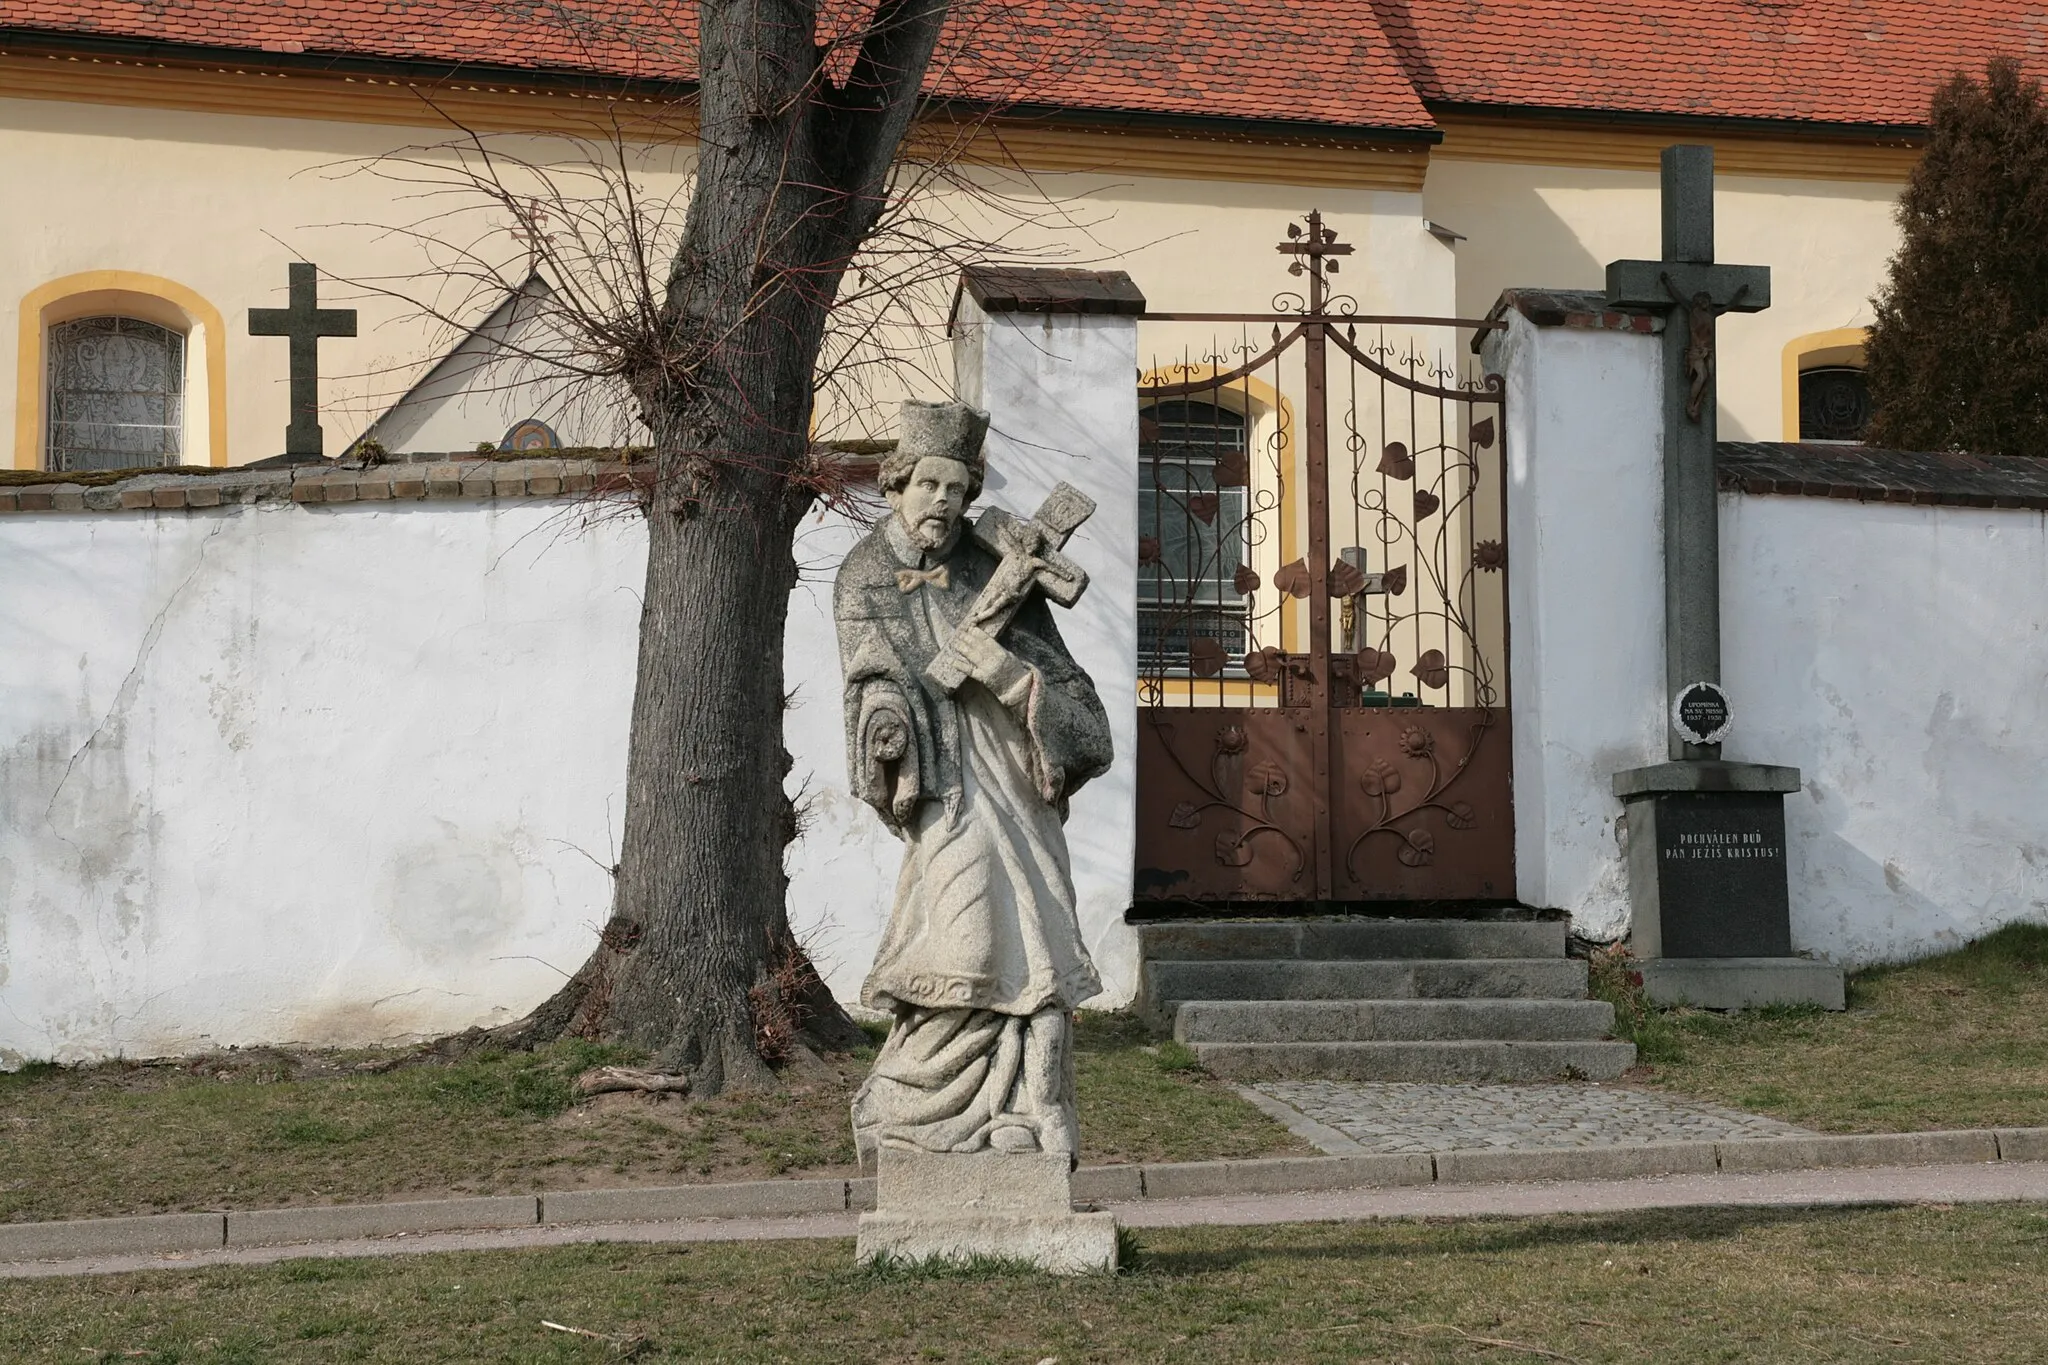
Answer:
[1482,290,1668,940]
[950,267,1146,1007]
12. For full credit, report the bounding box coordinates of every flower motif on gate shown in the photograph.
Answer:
[1143,718,1308,883]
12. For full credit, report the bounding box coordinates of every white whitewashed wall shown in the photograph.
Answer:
[0,306,1141,1065]
[8,301,2046,1063]
[1490,306,2048,963]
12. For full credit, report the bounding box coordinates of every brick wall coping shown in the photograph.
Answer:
[0,442,901,515]
[1719,441,2048,512]
[1486,287,1662,337]
[0,453,649,514]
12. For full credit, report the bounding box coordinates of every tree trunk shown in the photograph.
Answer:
[476,0,950,1092]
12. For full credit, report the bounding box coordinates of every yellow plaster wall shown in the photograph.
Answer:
[0,88,1454,469]
[0,68,1916,467]
[1423,156,1904,440]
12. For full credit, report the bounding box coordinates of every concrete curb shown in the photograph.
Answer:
[5,1126,2044,1266]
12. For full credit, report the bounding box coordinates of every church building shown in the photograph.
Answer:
[4,0,2042,470]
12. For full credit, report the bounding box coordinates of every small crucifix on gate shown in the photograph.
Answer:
[249,262,358,460]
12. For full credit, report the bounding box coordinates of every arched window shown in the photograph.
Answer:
[1781,328,1871,444]
[1139,399,1249,668]
[46,316,186,471]
[1797,366,1873,442]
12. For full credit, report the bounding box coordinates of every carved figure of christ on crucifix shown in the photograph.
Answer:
[1604,145,1770,763]
[248,262,358,460]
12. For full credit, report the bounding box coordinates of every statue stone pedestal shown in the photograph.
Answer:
[856,1151,1118,1275]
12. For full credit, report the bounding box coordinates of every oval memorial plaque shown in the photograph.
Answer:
[1671,681,1733,746]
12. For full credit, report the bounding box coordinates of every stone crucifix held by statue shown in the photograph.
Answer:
[836,398,1118,1272]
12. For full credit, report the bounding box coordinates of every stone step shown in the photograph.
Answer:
[1193,1040,1638,1083]
[1174,998,1617,1045]
[1142,958,1589,1009]
[1137,918,1566,963]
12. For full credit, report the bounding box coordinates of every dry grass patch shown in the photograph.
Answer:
[0,1014,1300,1224]
[3,1204,2045,1362]
[1598,922,2048,1132]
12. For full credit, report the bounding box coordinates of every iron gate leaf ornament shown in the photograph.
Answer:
[1360,758,1402,797]
[1446,800,1477,829]
[1215,450,1249,488]
[1273,559,1312,598]
[1381,564,1409,596]
[1215,833,1257,867]
[1411,649,1450,689]
[1243,646,1285,682]
[1187,492,1220,525]
[1246,759,1289,798]
[1234,563,1262,594]
[1328,557,1368,598]
[1355,647,1397,684]
[1138,535,1162,565]
[1414,489,1441,520]
[1168,802,1203,829]
[1378,441,1415,479]
[1470,416,1497,449]
[1396,829,1436,867]
[1188,636,1227,677]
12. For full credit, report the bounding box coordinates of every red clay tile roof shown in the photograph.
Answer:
[6,0,2048,131]
[0,0,1438,133]
[1371,0,2048,127]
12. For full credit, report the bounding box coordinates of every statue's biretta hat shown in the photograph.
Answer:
[896,398,990,470]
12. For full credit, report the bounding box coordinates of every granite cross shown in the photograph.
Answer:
[1605,146,1770,761]
[249,262,358,460]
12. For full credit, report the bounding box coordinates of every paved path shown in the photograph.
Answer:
[6,1161,2043,1281]
[1249,1081,1812,1155]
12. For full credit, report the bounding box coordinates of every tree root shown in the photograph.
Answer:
[573,1065,691,1098]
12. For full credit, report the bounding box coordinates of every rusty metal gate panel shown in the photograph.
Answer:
[1134,213,1512,905]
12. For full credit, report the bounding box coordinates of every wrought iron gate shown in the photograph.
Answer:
[1134,213,1512,906]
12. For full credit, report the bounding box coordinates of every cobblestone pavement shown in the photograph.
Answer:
[1252,1081,1814,1154]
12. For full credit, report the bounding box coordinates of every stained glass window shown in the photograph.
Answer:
[47,316,186,472]
[1797,365,1872,443]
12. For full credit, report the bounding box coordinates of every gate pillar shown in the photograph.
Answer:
[1481,290,1666,938]
[951,267,1146,1003]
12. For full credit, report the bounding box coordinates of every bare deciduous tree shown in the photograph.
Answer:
[333,0,1111,1092]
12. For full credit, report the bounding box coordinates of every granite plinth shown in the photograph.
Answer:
[1639,957,1846,1011]
[1614,761,1802,959]
[855,1149,1118,1275]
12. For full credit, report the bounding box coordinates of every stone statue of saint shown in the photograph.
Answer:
[837,398,1112,1166]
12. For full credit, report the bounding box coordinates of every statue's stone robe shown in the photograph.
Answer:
[837,514,1112,1159]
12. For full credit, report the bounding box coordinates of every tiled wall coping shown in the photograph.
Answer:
[1719,441,2048,512]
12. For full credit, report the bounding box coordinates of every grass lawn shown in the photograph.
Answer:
[4,1204,2045,1362]
[1598,922,2048,1133]
[0,1014,1303,1226]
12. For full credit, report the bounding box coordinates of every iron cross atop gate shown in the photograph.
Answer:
[1277,209,1353,311]
[1605,145,1771,760]
[249,262,357,460]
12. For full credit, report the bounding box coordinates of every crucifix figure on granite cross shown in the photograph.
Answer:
[1605,146,1771,761]
[249,262,358,460]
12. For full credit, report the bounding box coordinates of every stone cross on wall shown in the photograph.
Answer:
[249,262,358,460]
[1605,146,1770,761]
